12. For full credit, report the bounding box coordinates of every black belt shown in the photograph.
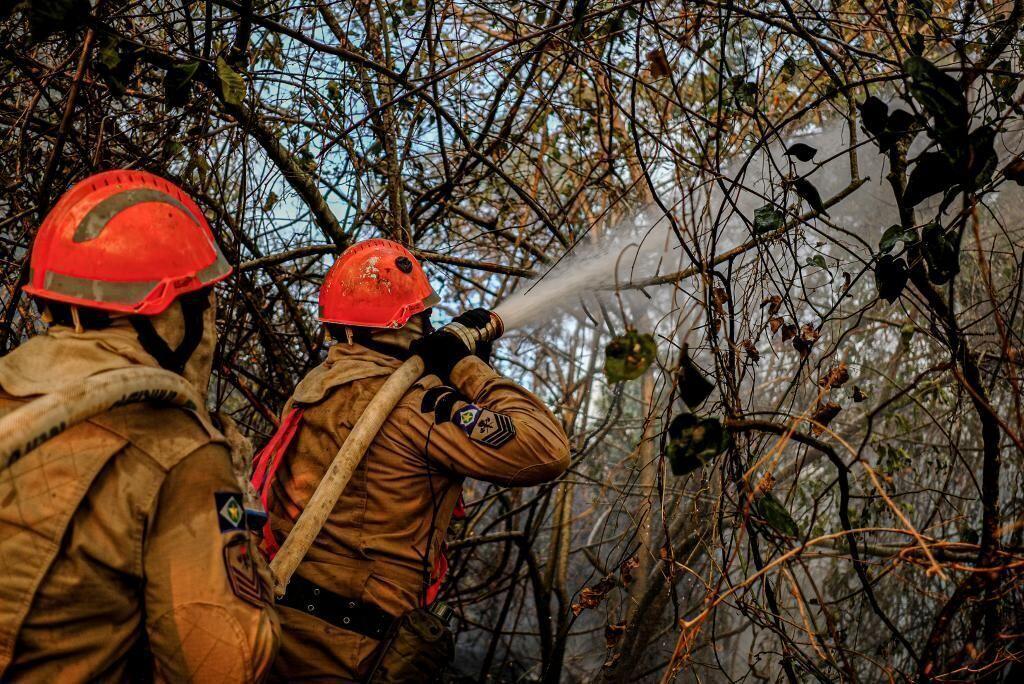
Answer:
[277,574,398,641]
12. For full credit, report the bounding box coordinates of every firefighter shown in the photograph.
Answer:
[253,238,570,681]
[0,170,279,682]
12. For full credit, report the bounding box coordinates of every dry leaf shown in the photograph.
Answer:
[647,48,671,79]
[818,362,849,389]
[619,555,640,585]
[743,339,760,363]
[781,322,797,341]
[793,324,820,358]
[761,295,783,315]
[605,622,627,649]
[769,316,784,335]
[810,401,842,435]
[571,575,617,615]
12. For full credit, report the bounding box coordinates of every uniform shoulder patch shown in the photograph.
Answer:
[455,404,516,448]
[223,536,265,606]
[215,491,246,533]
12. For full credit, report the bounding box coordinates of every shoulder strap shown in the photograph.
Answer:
[251,407,305,558]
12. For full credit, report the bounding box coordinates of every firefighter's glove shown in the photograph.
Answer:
[411,329,472,381]
[450,308,494,364]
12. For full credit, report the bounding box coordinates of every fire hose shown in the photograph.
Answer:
[268,311,505,596]
[0,367,202,469]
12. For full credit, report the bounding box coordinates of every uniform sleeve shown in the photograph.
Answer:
[143,443,280,683]
[390,355,570,486]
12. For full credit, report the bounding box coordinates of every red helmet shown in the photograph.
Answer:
[319,239,440,328]
[24,170,232,316]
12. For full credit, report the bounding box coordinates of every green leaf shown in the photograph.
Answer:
[678,344,715,409]
[604,330,657,382]
[804,254,827,270]
[921,223,959,284]
[216,57,247,106]
[755,492,800,537]
[666,414,731,476]
[94,35,137,97]
[729,76,757,108]
[908,0,933,21]
[165,61,200,107]
[785,143,817,162]
[753,204,783,234]
[97,36,121,70]
[878,224,917,253]
[30,0,90,40]
[874,254,909,303]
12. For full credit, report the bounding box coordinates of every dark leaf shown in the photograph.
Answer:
[30,0,90,40]
[792,177,828,216]
[678,344,715,408]
[968,125,997,190]
[908,0,933,21]
[571,0,590,39]
[921,223,959,284]
[857,96,889,139]
[810,401,842,435]
[780,56,797,82]
[95,36,137,97]
[852,386,867,402]
[604,329,657,382]
[754,492,800,537]
[781,322,798,342]
[1003,155,1024,185]
[907,31,925,56]
[647,47,671,79]
[993,60,1019,102]
[753,204,784,234]
[786,143,817,162]
[878,224,917,253]
[729,76,757,108]
[879,108,918,152]
[666,414,731,476]
[874,254,909,302]
[619,555,639,585]
[165,61,201,107]
[903,55,968,152]
[903,151,956,207]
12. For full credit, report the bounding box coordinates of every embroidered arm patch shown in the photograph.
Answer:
[455,404,517,448]
[215,491,246,533]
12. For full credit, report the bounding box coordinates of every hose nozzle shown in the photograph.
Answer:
[441,310,504,351]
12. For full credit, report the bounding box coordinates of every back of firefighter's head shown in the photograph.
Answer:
[318,238,439,344]
[25,169,233,382]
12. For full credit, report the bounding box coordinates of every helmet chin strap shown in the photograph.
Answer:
[129,290,211,374]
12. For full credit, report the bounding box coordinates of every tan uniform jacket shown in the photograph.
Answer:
[0,332,279,683]
[266,343,570,681]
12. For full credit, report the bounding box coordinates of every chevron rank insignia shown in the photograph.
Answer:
[223,537,265,606]
[455,404,516,448]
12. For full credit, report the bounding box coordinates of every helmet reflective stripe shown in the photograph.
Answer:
[74,188,201,243]
[196,255,233,283]
[40,270,159,305]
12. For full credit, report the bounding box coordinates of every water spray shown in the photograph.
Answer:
[269,311,505,596]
